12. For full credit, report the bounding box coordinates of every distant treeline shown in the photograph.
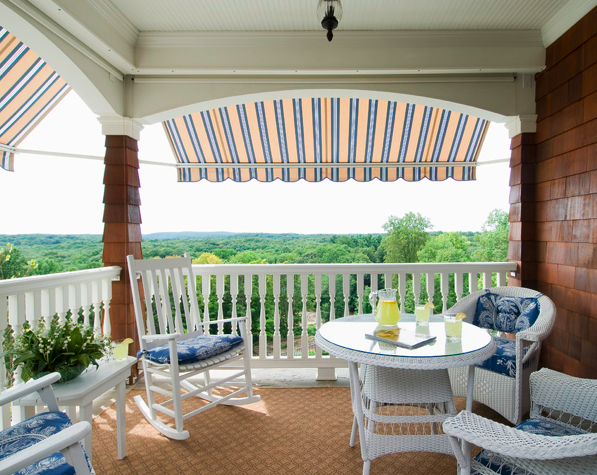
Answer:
[0,209,508,278]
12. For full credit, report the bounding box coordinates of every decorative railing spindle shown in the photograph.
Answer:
[286,274,295,359]
[314,274,322,358]
[243,274,253,357]
[230,274,238,335]
[258,274,267,359]
[356,273,364,315]
[413,272,421,305]
[342,273,350,316]
[273,274,281,359]
[300,274,309,358]
[216,274,225,334]
[328,273,336,321]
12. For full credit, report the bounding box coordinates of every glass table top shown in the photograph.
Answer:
[317,314,493,359]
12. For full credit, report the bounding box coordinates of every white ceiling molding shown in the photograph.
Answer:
[28,0,137,74]
[505,115,538,138]
[86,0,139,45]
[98,116,144,140]
[541,0,597,46]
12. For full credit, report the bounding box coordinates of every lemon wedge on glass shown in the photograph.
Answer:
[122,338,134,345]
[424,302,435,310]
[455,313,466,320]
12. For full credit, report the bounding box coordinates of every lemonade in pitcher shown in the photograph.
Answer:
[376,300,400,326]
[369,289,401,326]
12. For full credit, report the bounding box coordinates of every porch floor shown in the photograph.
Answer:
[89,367,506,475]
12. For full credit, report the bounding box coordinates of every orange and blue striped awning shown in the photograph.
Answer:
[164,98,489,183]
[0,26,70,171]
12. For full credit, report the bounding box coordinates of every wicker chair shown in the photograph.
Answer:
[447,286,556,425]
[0,373,93,475]
[443,368,597,475]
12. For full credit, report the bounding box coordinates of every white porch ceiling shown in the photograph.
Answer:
[109,0,570,33]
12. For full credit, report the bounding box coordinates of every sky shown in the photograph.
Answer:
[0,92,512,236]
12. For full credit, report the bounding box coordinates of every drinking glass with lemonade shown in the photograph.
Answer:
[369,288,401,326]
[415,301,434,325]
[444,313,466,342]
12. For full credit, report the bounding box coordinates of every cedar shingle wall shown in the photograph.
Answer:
[519,6,597,378]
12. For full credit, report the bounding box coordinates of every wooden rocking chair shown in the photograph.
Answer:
[127,254,260,440]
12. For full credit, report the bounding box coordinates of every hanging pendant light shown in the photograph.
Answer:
[317,0,343,42]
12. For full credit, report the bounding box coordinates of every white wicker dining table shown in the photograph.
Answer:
[315,314,496,475]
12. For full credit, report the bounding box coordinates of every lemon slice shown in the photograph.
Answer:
[455,313,466,320]
[122,338,134,345]
[424,302,435,310]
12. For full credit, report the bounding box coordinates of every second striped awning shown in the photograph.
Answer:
[164,98,489,183]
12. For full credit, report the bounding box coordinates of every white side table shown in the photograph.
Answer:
[14,356,137,463]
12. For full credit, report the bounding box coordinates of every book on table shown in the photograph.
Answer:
[365,327,436,349]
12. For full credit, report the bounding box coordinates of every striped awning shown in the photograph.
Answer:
[164,98,489,183]
[0,26,70,171]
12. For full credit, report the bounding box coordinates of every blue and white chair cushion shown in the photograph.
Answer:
[0,411,89,475]
[474,291,541,333]
[139,334,244,365]
[473,417,586,475]
[477,337,530,377]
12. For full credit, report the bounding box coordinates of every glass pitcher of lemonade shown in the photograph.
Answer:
[369,288,401,326]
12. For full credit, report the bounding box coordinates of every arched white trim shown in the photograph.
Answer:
[143,88,509,125]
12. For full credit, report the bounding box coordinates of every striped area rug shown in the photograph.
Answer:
[91,387,504,475]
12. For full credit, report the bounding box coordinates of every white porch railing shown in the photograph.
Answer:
[0,266,121,429]
[1,261,517,395]
[191,262,517,378]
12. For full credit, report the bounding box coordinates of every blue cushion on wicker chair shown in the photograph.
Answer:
[473,415,586,475]
[474,292,540,333]
[0,411,88,475]
[140,334,243,365]
[477,337,531,377]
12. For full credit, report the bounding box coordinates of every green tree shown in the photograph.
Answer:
[381,212,432,263]
[472,209,510,262]
[0,244,37,280]
[192,253,223,265]
[418,232,471,263]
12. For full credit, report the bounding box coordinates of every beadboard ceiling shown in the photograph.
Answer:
[106,0,587,42]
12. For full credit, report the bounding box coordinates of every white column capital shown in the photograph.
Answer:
[505,115,537,139]
[97,117,144,141]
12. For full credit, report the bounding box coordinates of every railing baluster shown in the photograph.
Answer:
[328,273,336,321]
[413,271,421,305]
[201,274,211,333]
[91,281,101,333]
[426,272,435,305]
[342,273,350,316]
[286,274,295,359]
[398,272,406,313]
[273,274,281,359]
[356,273,364,315]
[230,274,238,335]
[258,273,267,359]
[483,271,492,288]
[244,274,253,358]
[300,274,309,358]
[455,272,464,302]
[102,277,112,335]
[314,274,322,358]
[216,274,225,334]
[440,272,450,312]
